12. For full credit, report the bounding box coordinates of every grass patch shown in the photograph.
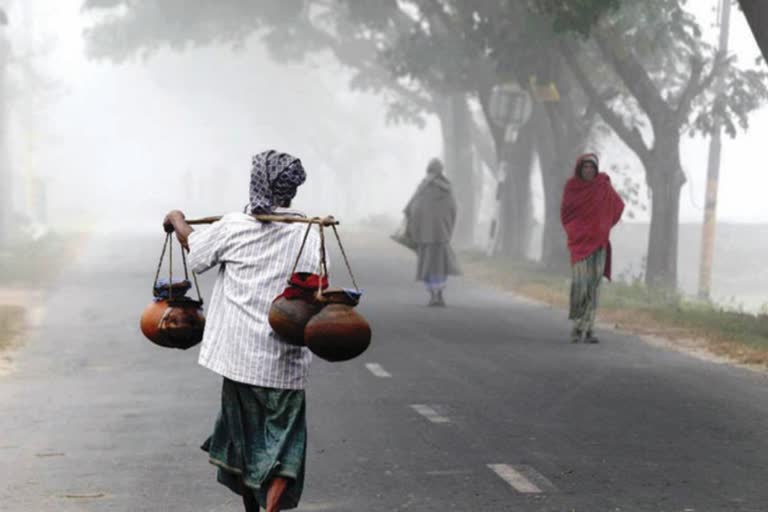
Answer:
[0,233,86,358]
[0,305,25,351]
[461,252,768,368]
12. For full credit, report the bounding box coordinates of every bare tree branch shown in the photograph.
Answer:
[560,40,651,162]
[675,53,725,122]
[673,56,705,120]
[299,19,434,113]
[420,0,460,35]
[593,31,670,125]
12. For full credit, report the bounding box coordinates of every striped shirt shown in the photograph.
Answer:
[187,211,323,389]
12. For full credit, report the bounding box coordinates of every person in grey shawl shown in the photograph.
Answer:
[404,158,461,306]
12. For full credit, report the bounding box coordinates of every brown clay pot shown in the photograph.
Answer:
[304,290,371,362]
[269,296,322,346]
[140,298,205,350]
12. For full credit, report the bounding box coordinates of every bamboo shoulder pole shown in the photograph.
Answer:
[186,215,340,227]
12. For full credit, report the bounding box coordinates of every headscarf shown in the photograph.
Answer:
[576,153,599,179]
[426,157,444,176]
[249,150,306,214]
[561,153,625,279]
[408,158,451,205]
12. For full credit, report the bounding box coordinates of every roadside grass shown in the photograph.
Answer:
[0,233,87,355]
[0,305,25,351]
[461,252,768,367]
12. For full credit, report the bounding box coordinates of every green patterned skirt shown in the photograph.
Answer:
[201,378,307,510]
[569,247,606,334]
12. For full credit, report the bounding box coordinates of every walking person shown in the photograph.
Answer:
[561,153,625,343]
[404,158,461,307]
[163,150,322,512]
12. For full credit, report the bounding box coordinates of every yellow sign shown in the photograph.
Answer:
[529,76,561,102]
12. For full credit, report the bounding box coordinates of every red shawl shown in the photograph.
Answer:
[560,153,625,280]
[275,272,329,302]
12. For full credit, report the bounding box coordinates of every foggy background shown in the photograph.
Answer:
[3,0,767,309]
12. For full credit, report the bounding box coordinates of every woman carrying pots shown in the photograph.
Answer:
[560,153,625,344]
[163,150,322,512]
[404,158,462,307]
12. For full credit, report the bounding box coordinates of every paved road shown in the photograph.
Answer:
[1,233,767,511]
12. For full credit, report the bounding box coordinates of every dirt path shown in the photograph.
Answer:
[0,288,46,376]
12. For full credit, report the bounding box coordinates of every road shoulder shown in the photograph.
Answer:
[461,255,768,376]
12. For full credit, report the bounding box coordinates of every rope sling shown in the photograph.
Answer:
[288,220,361,301]
[143,214,370,360]
[141,233,206,350]
[187,214,360,298]
[152,232,204,304]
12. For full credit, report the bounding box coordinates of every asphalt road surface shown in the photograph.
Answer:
[1,232,767,512]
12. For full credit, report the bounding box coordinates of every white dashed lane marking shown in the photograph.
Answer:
[410,404,450,424]
[487,464,557,494]
[365,363,392,378]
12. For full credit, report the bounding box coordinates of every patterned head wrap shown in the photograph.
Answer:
[249,150,306,214]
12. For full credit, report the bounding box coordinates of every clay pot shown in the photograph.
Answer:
[140,298,205,350]
[305,290,371,362]
[269,297,322,346]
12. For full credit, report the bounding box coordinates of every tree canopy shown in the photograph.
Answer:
[83,0,768,288]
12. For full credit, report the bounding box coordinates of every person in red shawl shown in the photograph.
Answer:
[561,153,625,343]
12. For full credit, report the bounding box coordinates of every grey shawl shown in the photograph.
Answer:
[404,173,457,244]
[404,173,461,280]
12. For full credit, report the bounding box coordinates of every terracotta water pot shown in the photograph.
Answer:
[269,297,322,346]
[305,289,371,362]
[268,272,328,346]
[140,297,205,350]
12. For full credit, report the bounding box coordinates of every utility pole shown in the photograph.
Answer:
[698,0,731,301]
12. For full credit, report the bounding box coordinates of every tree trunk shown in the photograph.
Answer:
[535,108,570,273]
[476,82,538,259]
[498,125,535,258]
[437,93,476,248]
[537,92,591,273]
[644,134,686,290]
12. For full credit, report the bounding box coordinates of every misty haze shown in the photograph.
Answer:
[0,1,767,511]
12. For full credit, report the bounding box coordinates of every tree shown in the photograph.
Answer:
[83,0,489,246]
[82,1,434,124]
[559,0,768,288]
[466,6,602,268]
[532,0,623,35]
[379,0,651,263]
[384,0,767,286]
[535,65,597,272]
[380,1,549,257]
